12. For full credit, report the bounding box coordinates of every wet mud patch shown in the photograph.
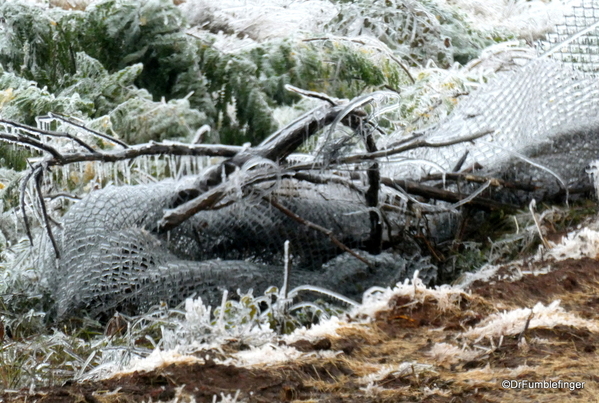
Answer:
[1,358,364,403]
[374,293,492,337]
[468,257,599,313]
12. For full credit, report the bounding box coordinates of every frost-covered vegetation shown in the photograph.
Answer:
[0,0,589,395]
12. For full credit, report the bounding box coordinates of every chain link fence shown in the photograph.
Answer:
[538,0,599,75]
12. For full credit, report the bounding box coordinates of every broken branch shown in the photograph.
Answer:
[266,196,374,268]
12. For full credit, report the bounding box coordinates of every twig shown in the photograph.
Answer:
[517,310,534,343]
[1,119,98,154]
[284,84,340,106]
[334,129,494,164]
[452,151,469,172]
[529,199,551,249]
[266,196,374,268]
[48,113,130,148]
[19,168,37,246]
[34,168,60,258]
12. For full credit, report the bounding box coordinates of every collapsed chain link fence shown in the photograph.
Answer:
[538,0,599,75]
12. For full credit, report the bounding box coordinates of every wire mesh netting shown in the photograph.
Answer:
[538,0,599,75]
[40,177,435,321]
[394,59,599,193]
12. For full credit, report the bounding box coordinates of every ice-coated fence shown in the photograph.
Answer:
[538,0,599,75]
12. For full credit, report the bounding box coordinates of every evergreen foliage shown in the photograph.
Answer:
[197,35,407,144]
[327,0,510,67]
[0,0,409,145]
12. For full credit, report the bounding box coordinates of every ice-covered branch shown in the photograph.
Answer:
[333,129,495,164]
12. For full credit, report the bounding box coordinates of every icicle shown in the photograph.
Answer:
[153,155,159,178]
[168,155,177,179]
[124,161,131,185]
[175,156,183,180]
[144,155,150,180]
[113,162,119,186]
[184,156,191,178]
[95,161,103,185]
[193,157,200,175]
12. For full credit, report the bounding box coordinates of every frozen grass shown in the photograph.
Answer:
[464,300,599,341]
[352,271,468,319]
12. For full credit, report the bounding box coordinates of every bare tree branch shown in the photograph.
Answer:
[54,141,242,166]
[1,119,98,154]
[48,113,130,148]
[0,118,244,167]
[198,103,359,191]
[293,171,364,195]
[34,168,60,258]
[333,129,494,164]
[0,132,64,161]
[422,172,538,192]
[382,177,521,211]
[158,182,228,232]
[266,196,374,268]
[19,167,37,246]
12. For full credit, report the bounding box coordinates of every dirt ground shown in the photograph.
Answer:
[2,256,599,403]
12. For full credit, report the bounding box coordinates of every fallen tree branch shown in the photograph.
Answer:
[34,168,60,258]
[288,129,496,171]
[47,113,130,148]
[265,196,374,268]
[54,141,242,165]
[333,129,494,164]
[158,182,228,232]
[0,119,244,167]
[1,119,98,154]
[158,170,295,232]
[293,172,364,195]
[198,103,360,191]
[422,172,538,192]
[382,177,521,212]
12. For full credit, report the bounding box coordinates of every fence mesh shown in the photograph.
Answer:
[538,0,599,75]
